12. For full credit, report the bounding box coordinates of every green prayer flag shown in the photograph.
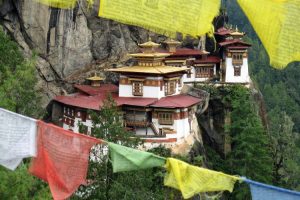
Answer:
[108,142,166,173]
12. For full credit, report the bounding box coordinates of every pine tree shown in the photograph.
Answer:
[224,85,273,200]
[0,30,43,118]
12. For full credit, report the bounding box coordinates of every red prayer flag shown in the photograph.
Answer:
[29,121,101,200]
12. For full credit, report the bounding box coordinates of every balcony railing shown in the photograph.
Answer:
[125,120,148,127]
[232,60,243,65]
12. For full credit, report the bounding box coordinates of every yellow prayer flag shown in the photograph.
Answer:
[99,0,220,38]
[34,0,77,9]
[164,158,240,199]
[237,0,300,68]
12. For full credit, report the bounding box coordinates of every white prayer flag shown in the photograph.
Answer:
[0,108,37,170]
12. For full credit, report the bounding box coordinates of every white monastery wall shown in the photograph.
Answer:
[225,58,250,83]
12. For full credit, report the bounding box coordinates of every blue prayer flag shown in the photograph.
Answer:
[244,179,300,200]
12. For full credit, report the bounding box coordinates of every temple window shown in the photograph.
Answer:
[178,78,182,87]
[195,67,214,78]
[81,112,87,122]
[158,112,174,125]
[132,81,143,96]
[232,53,243,65]
[187,69,192,78]
[234,66,241,76]
[165,81,176,95]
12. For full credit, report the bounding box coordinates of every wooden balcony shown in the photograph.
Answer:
[125,120,148,127]
[232,60,243,66]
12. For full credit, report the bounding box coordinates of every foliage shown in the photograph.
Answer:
[268,108,300,190]
[0,164,51,200]
[0,30,47,199]
[203,85,273,200]
[0,30,43,118]
[224,86,272,199]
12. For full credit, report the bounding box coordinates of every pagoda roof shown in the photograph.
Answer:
[219,39,251,47]
[139,40,160,48]
[107,65,188,74]
[215,27,233,36]
[86,76,104,81]
[150,94,202,108]
[163,38,181,45]
[230,31,245,36]
[74,84,118,96]
[129,52,170,58]
[194,56,221,64]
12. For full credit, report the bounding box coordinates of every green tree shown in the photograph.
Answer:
[0,164,51,199]
[225,86,272,199]
[0,30,48,199]
[0,30,43,118]
[268,108,300,190]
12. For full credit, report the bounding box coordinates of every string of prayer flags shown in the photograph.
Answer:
[29,121,101,200]
[164,158,241,199]
[0,108,37,170]
[108,142,166,173]
[33,0,77,9]
[237,0,300,68]
[244,178,300,200]
[99,0,220,38]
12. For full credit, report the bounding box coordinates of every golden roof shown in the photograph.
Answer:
[129,52,171,58]
[164,38,181,45]
[86,76,104,81]
[107,65,188,74]
[202,50,210,54]
[230,26,245,36]
[230,31,245,36]
[139,40,160,48]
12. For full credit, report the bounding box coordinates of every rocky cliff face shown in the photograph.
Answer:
[0,0,156,106]
[198,86,269,157]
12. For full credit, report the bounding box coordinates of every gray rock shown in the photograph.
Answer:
[0,0,151,105]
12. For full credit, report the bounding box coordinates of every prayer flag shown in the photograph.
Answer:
[0,108,37,170]
[164,158,240,199]
[99,0,220,38]
[237,0,300,68]
[33,0,77,9]
[244,178,300,200]
[108,142,166,173]
[29,121,101,200]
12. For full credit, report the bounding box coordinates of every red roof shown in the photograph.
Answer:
[74,84,118,96]
[115,97,158,107]
[54,95,105,110]
[54,84,202,110]
[194,56,220,64]
[219,39,251,47]
[171,48,204,56]
[150,94,202,108]
[215,27,232,36]
[54,93,157,110]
